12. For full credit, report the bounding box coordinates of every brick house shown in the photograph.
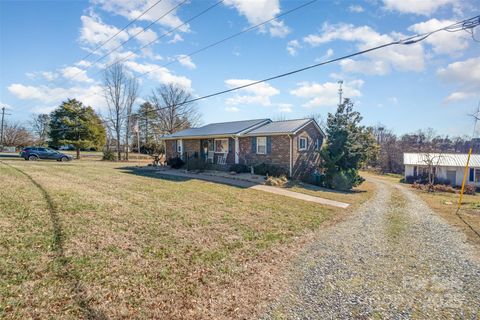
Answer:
[162,118,324,179]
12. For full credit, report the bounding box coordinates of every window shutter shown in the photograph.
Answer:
[266,136,272,154]
[297,137,300,150]
[173,141,177,154]
[306,137,309,149]
[469,168,475,181]
[251,137,256,153]
[229,138,234,153]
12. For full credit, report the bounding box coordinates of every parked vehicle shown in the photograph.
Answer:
[20,147,73,161]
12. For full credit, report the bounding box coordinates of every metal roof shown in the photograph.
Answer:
[162,119,269,139]
[245,118,313,135]
[403,153,480,167]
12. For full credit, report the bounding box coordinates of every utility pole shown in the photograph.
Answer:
[338,80,343,106]
[0,107,11,149]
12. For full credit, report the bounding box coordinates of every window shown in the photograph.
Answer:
[299,137,307,151]
[214,139,229,153]
[256,137,266,154]
[315,138,321,150]
[475,169,480,182]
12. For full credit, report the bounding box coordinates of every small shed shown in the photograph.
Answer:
[403,152,480,186]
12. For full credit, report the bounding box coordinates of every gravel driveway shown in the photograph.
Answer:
[264,178,480,319]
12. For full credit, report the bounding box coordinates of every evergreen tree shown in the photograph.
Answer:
[321,98,377,190]
[49,99,106,159]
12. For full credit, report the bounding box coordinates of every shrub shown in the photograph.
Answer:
[102,149,116,161]
[167,157,185,169]
[330,171,353,191]
[464,184,476,195]
[253,163,288,177]
[229,164,250,174]
[433,184,456,193]
[265,175,288,187]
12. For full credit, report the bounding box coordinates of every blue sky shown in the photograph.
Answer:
[1,0,479,136]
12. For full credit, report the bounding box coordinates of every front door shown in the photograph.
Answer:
[446,170,457,186]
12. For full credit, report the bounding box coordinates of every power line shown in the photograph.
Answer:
[136,0,319,80]
[102,0,226,72]
[67,0,187,83]
[75,0,319,105]
[80,0,164,62]
[91,0,188,68]
[47,14,480,130]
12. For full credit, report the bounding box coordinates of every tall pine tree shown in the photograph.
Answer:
[321,98,377,190]
[49,99,106,159]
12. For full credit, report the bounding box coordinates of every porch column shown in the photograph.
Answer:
[289,135,293,177]
[179,139,183,159]
[234,137,239,164]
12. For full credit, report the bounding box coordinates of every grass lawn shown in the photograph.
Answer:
[0,159,362,319]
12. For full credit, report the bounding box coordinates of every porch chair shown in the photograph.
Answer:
[206,151,215,163]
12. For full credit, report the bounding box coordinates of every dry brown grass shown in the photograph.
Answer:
[0,159,373,319]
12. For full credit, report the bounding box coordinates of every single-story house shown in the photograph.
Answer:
[162,118,325,178]
[403,152,480,187]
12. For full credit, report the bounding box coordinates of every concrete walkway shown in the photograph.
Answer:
[157,169,350,209]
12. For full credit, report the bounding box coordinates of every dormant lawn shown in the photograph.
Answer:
[0,158,373,319]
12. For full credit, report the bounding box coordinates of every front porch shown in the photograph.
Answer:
[176,137,239,165]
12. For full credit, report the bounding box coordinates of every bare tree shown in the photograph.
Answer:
[419,152,447,191]
[103,63,138,161]
[124,79,139,161]
[150,84,200,135]
[307,113,326,131]
[3,122,35,147]
[30,113,50,145]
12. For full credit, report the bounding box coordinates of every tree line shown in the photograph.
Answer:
[3,62,200,160]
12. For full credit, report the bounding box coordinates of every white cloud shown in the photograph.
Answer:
[437,57,480,102]
[382,0,457,15]
[61,66,94,83]
[7,83,106,111]
[224,0,290,37]
[0,102,12,110]
[176,55,196,69]
[348,5,364,13]
[92,0,189,31]
[268,20,291,38]
[168,33,184,44]
[315,48,334,62]
[78,14,129,52]
[304,23,425,75]
[389,96,399,104]
[124,60,192,89]
[127,26,158,46]
[225,106,240,112]
[75,60,93,68]
[277,103,293,113]
[286,40,301,56]
[26,71,58,81]
[225,79,280,106]
[290,80,364,108]
[408,19,469,55]
[444,91,474,102]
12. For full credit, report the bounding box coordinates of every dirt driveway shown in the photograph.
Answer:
[264,178,480,319]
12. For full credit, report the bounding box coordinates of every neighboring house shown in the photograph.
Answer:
[162,118,324,178]
[403,152,480,186]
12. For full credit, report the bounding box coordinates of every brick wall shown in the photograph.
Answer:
[292,122,323,179]
[165,140,176,159]
[238,136,290,170]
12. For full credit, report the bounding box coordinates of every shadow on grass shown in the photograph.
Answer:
[117,166,255,189]
[0,161,107,319]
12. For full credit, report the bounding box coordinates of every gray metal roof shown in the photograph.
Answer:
[162,118,269,139]
[245,118,313,135]
[403,153,480,167]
